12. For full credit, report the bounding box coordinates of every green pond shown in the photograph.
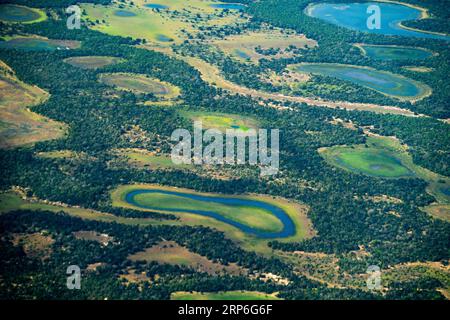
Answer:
[0,4,42,23]
[358,45,433,61]
[0,38,72,51]
[327,147,413,178]
[293,63,428,100]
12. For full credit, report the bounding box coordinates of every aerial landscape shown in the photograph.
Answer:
[0,0,449,303]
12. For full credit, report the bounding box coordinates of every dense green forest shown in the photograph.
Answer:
[0,0,449,300]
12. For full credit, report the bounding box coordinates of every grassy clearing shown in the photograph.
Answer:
[180,110,260,132]
[382,260,450,298]
[36,150,96,162]
[321,134,450,220]
[64,56,125,69]
[111,184,314,255]
[0,191,168,226]
[403,66,434,73]
[171,290,282,300]
[422,204,450,222]
[12,232,54,260]
[354,44,433,61]
[73,231,114,246]
[212,29,317,63]
[131,190,285,233]
[82,0,246,46]
[0,61,67,149]
[98,72,180,98]
[320,140,413,179]
[128,240,246,276]
[113,148,193,169]
[0,4,47,24]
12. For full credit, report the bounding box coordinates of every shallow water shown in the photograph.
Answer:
[145,4,169,10]
[294,63,425,98]
[125,189,296,238]
[0,4,41,22]
[210,3,246,10]
[305,2,449,41]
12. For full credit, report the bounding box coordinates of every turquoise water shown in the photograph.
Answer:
[359,45,433,60]
[0,38,65,51]
[125,189,296,238]
[145,4,169,10]
[294,63,426,99]
[114,10,137,17]
[0,4,41,22]
[156,34,173,42]
[305,2,449,41]
[235,49,250,59]
[210,3,246,10]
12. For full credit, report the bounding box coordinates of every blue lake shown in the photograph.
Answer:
[114,10,137,17]
[293,63,428,99]
[305,2,449,41]
[210,3,246,10]
[125,189,296,239]
[358,44,433,60]
[235,49,251,59]
[145,4,169,10]
[156,34,173,42]
[0,38,68,51]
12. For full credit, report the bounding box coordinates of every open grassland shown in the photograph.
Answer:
[112,184,314,254]
[128,240,246,276]
[0,191,168,227]
[0,61,67,149]
[82,0,247,46]
[180,110,259,132]
[171,290,282,300]
[113,148,193,169]
[320,146,413,178]
[129,189,285,233]
[98,72,180,98]
[36,150,96,162]
[212,29,317,63]
[422,204,450,222]
[0,4,47,24]
[382,260,450,298]
[354,44,434,61]
[11,232,54,260]
[73,231,115,246]
[403,66,435,73]
[64,56,125,69]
